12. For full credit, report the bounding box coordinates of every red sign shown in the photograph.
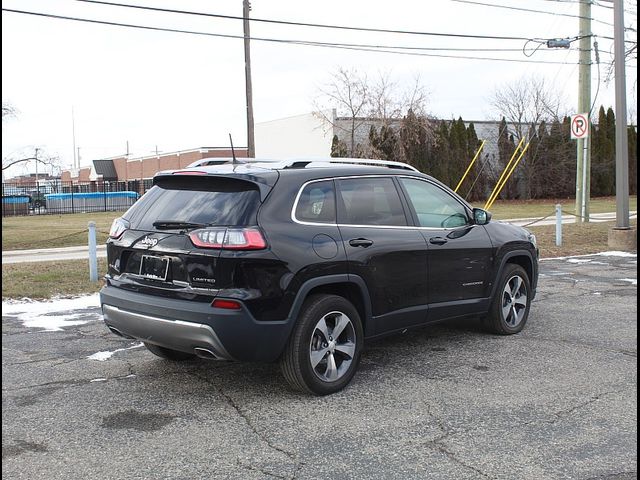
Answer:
[571,113,589,139]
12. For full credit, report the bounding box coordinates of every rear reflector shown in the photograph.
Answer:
[189,227,266,250]
[212,299,242,310]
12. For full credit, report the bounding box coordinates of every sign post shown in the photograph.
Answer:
[571,113,589,222]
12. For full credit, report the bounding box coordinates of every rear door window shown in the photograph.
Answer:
[294,180,336,223]
[129,177,261,230]
[337,177,408,226]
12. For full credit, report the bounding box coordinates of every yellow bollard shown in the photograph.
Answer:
[486,142,531,211]
[454,140,486,193]
[484,137,525,210]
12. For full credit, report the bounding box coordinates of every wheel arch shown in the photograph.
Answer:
[490,250,534,300]
[287,275,372,335]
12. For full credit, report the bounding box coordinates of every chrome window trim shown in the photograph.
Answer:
[290,174,474,231]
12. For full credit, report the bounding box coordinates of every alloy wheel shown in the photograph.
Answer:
[309,311,356,382]
[501,275,528,327]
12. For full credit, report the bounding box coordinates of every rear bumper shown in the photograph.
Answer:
[100,285,295,362]
[103,304,233,360]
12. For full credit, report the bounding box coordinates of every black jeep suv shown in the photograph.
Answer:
[100,158,538,395]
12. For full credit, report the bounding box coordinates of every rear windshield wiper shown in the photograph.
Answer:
[152,220,208,230]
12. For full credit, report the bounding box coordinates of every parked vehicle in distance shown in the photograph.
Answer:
[100,157,539,395]
[28,191,47,209]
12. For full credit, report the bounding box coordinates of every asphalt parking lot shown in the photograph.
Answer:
[2,252,637,480]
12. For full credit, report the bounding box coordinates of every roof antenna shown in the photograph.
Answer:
[229,133,238,165]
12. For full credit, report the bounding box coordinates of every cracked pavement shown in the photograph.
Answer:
[2,253,637,479]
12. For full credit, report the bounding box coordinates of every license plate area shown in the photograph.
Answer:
[139,255,170,281]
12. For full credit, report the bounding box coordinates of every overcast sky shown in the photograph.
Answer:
[2,0,637,178]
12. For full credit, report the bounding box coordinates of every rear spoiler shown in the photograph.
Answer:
[153,170,278,202]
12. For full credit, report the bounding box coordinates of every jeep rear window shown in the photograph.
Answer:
[127,177,261,229]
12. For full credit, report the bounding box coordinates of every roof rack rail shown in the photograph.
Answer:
[278,157,419,172]
[186,157,418,172]
[187,158,245,168]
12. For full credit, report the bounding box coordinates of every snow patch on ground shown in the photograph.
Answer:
[542,251,637,261]
[2,294,101,332]
[617,278,638,286]
[87,343,144,361]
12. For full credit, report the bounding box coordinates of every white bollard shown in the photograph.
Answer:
[88,221,98,282]
[555,204,562,247]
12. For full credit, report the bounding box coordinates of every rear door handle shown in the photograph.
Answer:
[349,238,374,248]
[429,237,448,245]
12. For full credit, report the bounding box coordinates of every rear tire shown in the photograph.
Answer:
[280,294,363,396]
[144,343,196,361]
[485,263,531,335]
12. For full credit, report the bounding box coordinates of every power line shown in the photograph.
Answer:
[71,0,538,41]
[447,0,614,26]
[1,8,585,64]
[71,0,637,43]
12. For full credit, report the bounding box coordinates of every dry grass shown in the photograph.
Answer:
[2,258,107,300]
[530,219,637,258]
[2,211,120,250]
[486,196,637,220]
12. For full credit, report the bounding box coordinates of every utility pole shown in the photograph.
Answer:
[72,106,77,169]
[34,147,40,186]
[607,0,636,250]
[613,0,630,229]
[575,0,591,223]
[243,0,255,158]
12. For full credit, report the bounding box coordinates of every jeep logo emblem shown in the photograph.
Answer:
[139,236,158,248]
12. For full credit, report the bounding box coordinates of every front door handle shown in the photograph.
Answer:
[349,238,374,248]
[429,237,448,245]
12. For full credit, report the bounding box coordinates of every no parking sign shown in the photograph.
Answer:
[570,113,589,139]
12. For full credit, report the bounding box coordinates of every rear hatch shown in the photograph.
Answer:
[105,172,277,301]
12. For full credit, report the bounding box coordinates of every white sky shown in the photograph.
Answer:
[2,0,637,178]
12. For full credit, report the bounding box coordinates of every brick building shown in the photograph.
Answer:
[61,147,248,186]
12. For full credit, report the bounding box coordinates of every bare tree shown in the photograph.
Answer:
[2,104,60,174]
[2,152,59,172]
[314,68,432,158]
[490,75,568,199]
[314,68,370,157]
[2,102,17,121]
[491,76,564,140]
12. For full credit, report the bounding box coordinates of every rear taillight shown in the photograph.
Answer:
[212,299,242,310]
[189,227,267,250]
[109,217,129,239]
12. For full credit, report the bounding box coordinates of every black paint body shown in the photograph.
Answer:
[101,164,538,361]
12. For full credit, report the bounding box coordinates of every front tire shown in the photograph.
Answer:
[144,343,196,361]
[485,264,531,335]
[280,294,363,396]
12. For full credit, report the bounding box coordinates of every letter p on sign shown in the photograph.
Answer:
[571,113,589,139]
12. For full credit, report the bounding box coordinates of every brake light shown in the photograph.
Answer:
[189,228,266,250]
[212,299,242,310]
[109,217,129,239]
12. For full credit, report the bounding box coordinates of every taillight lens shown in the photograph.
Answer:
[189,227,266,250]
[109,217,129,239]
[212,299,242,310]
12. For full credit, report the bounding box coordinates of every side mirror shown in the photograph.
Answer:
[473,208,491,225]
